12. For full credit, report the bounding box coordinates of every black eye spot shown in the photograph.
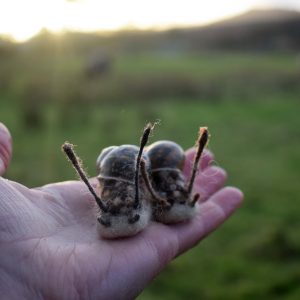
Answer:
[98,217,111,227]
[128,214,140,224]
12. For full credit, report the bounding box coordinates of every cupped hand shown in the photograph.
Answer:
[0,122,243,300]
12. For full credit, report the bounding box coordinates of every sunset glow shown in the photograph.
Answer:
[0,0,299,42]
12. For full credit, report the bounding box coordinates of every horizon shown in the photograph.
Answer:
[1,0,300,42]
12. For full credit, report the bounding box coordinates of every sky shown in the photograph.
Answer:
[0,0,300,42]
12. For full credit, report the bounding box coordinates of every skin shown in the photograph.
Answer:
[0,122,243,300]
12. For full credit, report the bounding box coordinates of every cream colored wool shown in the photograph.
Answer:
[97,202,151,239]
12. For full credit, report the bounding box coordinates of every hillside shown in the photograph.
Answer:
[213,8,300,26]
[184,9,300,51]
[1,9,300,53]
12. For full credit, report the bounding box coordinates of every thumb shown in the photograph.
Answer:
[0,123,12,176]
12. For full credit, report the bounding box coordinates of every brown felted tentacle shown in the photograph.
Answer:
[62,142,108,212]
[134,123,154,209]
[187,127,209,195]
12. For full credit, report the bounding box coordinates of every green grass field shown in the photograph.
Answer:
[1,50,300,299]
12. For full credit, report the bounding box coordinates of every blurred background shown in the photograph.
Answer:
[1,0,300,298]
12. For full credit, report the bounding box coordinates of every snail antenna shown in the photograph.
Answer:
[187,127,209,195]
[62,142,108,212]
[134,123,154,208]
[140,159,170,207]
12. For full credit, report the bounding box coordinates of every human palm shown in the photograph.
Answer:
[0,123,243,300]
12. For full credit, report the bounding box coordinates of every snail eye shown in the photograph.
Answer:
[97,217,111,227]
[128,214,140,224]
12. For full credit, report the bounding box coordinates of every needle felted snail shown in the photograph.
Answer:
[62,123,156,239]
[146,127,209,224]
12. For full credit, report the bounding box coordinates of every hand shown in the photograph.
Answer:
[0,122,243,300]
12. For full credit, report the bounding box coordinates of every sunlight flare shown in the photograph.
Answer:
[0,0,298,41]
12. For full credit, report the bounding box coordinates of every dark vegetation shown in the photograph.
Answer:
[0,9,300,299]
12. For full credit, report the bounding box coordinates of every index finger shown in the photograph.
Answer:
[183,148,214,177]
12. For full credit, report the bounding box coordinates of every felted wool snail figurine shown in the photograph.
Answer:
[62,123,156,239]
[146,127,209,224]
[94,144,152,238]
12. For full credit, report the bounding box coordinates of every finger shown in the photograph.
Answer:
[127,186,243,291]
[183,148,214,177]
[175,187,244,255]
[194,166,227,203]
[0,123,12,176]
